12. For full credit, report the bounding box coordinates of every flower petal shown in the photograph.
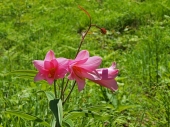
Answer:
[57,58,69,69]
[75,50,89,61]
[96,62,119,79]
[67,71,75,80]
[96,69,119,79]
[51,59,58,68]
[67,69,85,91]
[44,61,53,70]
[56,68,68,78]
[77,56,102,71]
[79,70,101,80]
[45,50,55,61]
[92,79,118,91]
[75,76,85,91]
[33,60,44,71]
[46,77,54,84]
[34,72,45,81]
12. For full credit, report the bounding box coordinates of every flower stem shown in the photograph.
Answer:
[54,80,57,98]
[62,79,69,98]
[60,78,65,100]
[75,6,92,56]
[62,6,92,102]
[63,81,76,105]
[62,22,92,97]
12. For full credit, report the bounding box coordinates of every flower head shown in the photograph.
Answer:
[33,50,68,84]
[68,50,102,91]
[90,62,119,91]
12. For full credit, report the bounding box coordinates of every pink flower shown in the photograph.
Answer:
[33,50,68,84]
[68,50,102,91]
[90,62,119,91]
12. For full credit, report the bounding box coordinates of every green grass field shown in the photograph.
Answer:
[0,0,170,126]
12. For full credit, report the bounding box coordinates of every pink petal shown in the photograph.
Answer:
[51,59,58,67]
[74,76,85,91]
[34,72,45,81]
[79,70,101,80]
[56,68,68,78]
[46,77,54,85]
[108,69,119,79]
[67,72,75,80]
[33,60,44,71]
[69,58,88,67]
[57,58,69,69]
[92,79,118,91]
[44,61,53,70]
[45,50,55,61]
[96,69,119,79]
[101,69,108,79]
[110,62,116,69]
[53,58,69,78]
[77,56,102,71]
[75,50,89,61]
[96,62,119,79]
[67,69,86,91]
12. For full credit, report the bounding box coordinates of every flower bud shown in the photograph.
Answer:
[100,28,107,34]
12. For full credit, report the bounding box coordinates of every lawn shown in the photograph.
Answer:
[0,0,170,126]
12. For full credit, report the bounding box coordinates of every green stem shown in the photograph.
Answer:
[60,78,65,100]
[63,81,76,105]
[75,18,91,56]
[62,6,92,102]
[62,22,91,104]
[54,80,57,98]
[62,79,69,99]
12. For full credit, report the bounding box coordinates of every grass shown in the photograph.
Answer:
[0,0,170,126]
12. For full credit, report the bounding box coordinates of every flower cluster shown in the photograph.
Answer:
[33,50,119,91]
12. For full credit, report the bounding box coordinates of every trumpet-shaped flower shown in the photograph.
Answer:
[68,50,102,91]
[90,62,119,91]
[33,50,68,84]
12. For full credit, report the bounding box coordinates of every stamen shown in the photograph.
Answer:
[48,68,56,78]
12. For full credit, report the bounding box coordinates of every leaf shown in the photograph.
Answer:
[63,119,74,127]
[5,110,50,127]
[49,99,63,127]
[106,92,118,108]
[117,105,140,112]
[50,115,56,127]
[64,110,112,121]
[87,104,115,112]
[45,91,55,101]
[8,70,37,79]
[64,111,84,120]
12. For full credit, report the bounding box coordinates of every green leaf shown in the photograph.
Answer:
[64,110,112,121]
[7,70,37,79]
[106,92,118,108]
[50,115,56,127]
[64,111,84,120]
[5,110,50,127]
[87,104,115,112]
[63,119,74,127]
[45,91,55,101]
[49,99,63,127]
[117,105,140,112]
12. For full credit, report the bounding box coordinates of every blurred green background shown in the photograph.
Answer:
[0,0,170,126]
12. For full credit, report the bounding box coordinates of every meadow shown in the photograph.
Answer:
[0,0,170,126]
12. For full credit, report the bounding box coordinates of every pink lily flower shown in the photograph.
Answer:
[68,50,102,91]
[90,62,119,91]
[33,50,69,84]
